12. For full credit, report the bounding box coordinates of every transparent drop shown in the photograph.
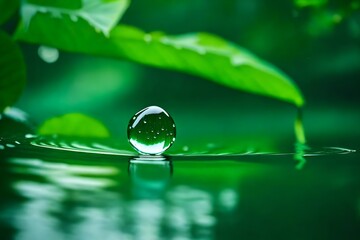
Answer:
[38,46,59,63]
[127,106,176,155]
[70,15,78,22]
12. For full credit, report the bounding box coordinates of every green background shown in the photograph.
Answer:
[5,0,358,150]
[1,1,360,239]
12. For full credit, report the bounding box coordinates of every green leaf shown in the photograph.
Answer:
[15,2,304,107]
[0,31,26,112]
[0,0,20,25]
[21,0,130,36]
[38,113,110,138]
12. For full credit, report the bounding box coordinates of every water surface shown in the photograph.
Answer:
[0,135,359,239]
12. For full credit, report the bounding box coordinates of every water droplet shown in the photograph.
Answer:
[207,143,216,149]
[38,46,59,63]
[144,34,152,43]
[70,14,78,22]
[127,106,176,155]
[25,134,37,139]
[231,56,245,66]
[197,48,206,55]
[51,11,61,18]
[182,145,189,151]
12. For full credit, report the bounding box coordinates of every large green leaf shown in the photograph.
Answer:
[0,0,20,25]
[0,31,26,112]
[15,1,304,106]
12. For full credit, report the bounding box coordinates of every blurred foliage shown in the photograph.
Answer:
[0,0,19,25]
[15,21,304,106]
[0,0,305,115]
[295,0,328,8]
[0,31,26,112]
[300,0,360,36]
[0,108,34,138]
[0,0,359,145]
[38,113,110,137]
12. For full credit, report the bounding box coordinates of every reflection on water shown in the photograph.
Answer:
[0,134,359,239]
[0,156,244,240]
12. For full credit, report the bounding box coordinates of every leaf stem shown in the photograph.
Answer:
[295,108,306,144]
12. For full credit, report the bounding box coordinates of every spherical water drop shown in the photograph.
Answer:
[38,46,59,63]
[127,106,176,155]
[182,145,189,152]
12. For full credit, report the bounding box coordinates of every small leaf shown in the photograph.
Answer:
[0,0,20,25]
[38,113,110,138]
[0,31,26,112]
[15,3,304,106]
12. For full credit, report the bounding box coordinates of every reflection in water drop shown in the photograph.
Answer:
[127,106,176,155]
[38,46,59,63]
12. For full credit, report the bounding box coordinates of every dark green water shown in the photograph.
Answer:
[0,134,359,240]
